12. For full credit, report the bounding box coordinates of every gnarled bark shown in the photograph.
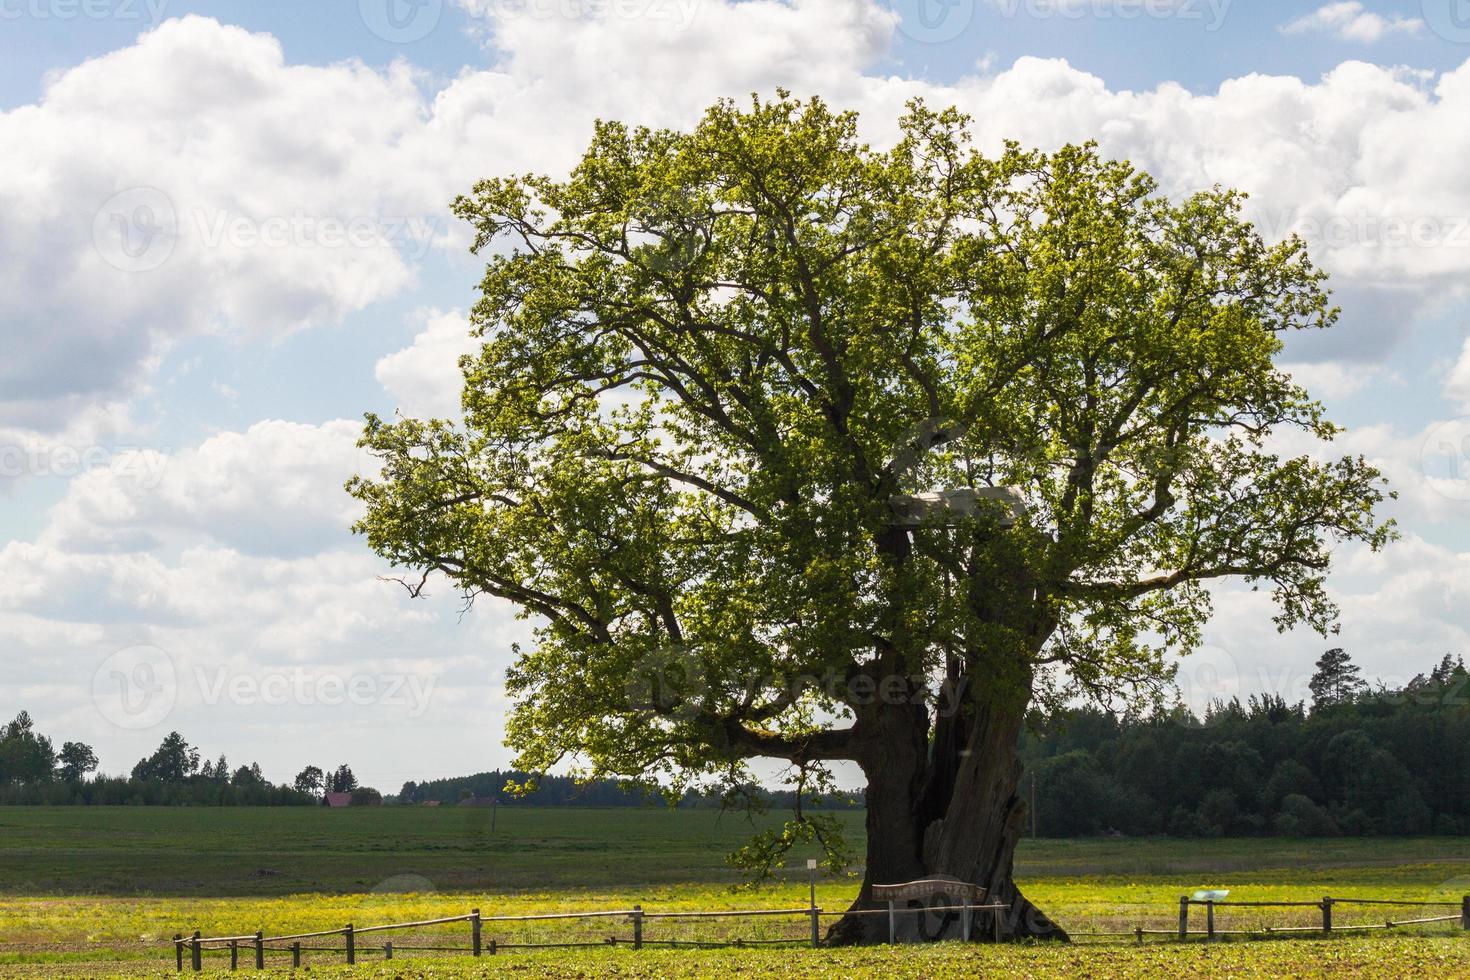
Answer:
[826,696,1067,945]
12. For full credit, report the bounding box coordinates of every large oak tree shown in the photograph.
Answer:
[349,95,1393,942]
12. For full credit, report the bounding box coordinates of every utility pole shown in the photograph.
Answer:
[1030,770,1037,839]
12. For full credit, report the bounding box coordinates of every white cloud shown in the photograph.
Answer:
[1280,361,1383,401]
[10,7,1470,435]
[0,416,529,785]
[0,17,437,429]
[1281,2,1423,43]
[1198,533,1470,710]
[0,399,146,494]
[39,419,372,558]
[375,310,479,419]
[1443,337,1470,412]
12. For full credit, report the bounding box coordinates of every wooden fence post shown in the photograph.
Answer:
[809,904,820,948]
[345,923,355,965]
[1135,926,1143,944]
[174,934,183,972]
[992,904,1003,943]
[384,940,393,960]
[961,903,972,942]
[1178,897,1189,939]
[1322,897,1333,934]
[229,939,238,971]
[472,908,482,956]
[887,900,897,945]
[632,905,644,950]
[191,931,201,972]
[1462,895,1469,931]
[254,930,264,969]
[489,938,498,955]
[1205,901,1215,941]
[291,942,300,968]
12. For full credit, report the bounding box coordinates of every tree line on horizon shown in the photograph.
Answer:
[395,771,863,810]
[0,724,374,806]
[4,649,1465,835]
[1024,651,1470,838]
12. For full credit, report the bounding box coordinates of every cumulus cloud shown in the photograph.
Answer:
[1281,2,1423,43]
[0,416,528,784]
[10,5,1470,436]
[0,5,892,434]
[1443,337,1470,412]
[0,17,438,430]
[1280,361,1384,401]
[375,310,479,419]
[1198,532,1470,708]
[38,419,372,558]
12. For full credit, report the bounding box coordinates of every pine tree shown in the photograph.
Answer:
[1431,654,1459,685]
[1309,648,1366,709]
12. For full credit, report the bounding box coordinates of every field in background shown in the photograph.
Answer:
[3,807,1470,976]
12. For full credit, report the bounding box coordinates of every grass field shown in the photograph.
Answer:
[2,806,1469,976]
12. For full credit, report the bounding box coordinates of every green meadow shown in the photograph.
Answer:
[2,806,1469,976]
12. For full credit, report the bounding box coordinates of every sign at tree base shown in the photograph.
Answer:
[873,878,989,944]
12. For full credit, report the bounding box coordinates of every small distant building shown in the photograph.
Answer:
[421,799,441,807]
[324,792,352,808]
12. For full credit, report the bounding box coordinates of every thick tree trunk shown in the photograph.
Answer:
[826,695,1067,945]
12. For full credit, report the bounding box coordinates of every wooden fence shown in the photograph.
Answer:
[169,898,1020,971]
[170,893,1470,970]
[1150,895,1470,941]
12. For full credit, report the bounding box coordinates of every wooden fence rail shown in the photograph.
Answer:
[172,902,829,971]
[1176,895,1470,940]
[170,893,1470,970]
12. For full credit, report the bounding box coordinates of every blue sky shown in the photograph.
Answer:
[4,0,1470,790]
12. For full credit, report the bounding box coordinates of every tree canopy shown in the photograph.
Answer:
[349,94,1392,888]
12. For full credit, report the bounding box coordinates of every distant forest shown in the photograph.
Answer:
[4,650,1467,838]
[1023,652,1470,837]
[395,772,862,810]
